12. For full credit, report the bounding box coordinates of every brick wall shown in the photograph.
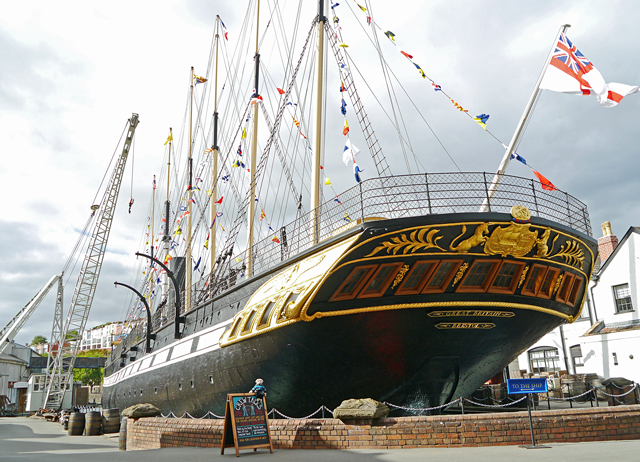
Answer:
[126,404,640,450]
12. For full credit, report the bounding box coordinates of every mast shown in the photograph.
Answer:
[162,128,172,302]
[247,0,260,277]
[310,0,326,245]
[149,174,155,311]
[211,16,221,283]
[186,67,194,311]
[481,24,570,211]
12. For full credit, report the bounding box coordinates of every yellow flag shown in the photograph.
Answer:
[242,128,247,139]
[324,177,331,185]
[164,132,173,145]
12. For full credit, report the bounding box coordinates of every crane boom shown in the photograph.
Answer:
[44,113,140,410]
[0,275,61,356]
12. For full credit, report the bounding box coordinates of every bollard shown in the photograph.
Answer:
[119,417,128,451]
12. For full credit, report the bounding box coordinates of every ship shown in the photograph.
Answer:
[103,2,597,417]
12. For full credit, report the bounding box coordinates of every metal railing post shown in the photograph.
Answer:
[425,173,432,214]
[531,179,540,218]
[483,172,492,212]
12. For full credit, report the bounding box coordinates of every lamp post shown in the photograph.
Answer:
[113,281,156,353]
[135,252,185,339]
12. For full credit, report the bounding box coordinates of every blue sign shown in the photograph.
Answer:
[507,378,548,394]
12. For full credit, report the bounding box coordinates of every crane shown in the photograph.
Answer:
[0,275,62,356]
[43,113,140,410]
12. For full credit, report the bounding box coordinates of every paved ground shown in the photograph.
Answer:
[2,416,639,461]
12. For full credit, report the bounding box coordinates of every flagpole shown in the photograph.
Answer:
[480,24,570,212]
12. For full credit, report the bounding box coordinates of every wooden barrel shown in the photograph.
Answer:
[68,412,85,436]
[85,411,102,436]
[102,408,120,434]
[119,417,128,451]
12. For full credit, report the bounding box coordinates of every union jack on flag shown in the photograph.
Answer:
[550,33,594,91]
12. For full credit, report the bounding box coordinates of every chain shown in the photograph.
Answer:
[271,406,325,420]
[594,383,637,397]
[464,395,527,408]
[384,397,460,412]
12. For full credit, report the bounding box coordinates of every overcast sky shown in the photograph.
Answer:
[1,0,638,346]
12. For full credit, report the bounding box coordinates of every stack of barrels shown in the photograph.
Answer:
[67,408,120,437]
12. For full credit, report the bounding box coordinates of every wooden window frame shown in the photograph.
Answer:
[521,264,548,296]
[567,276,584,306]
[395,260,439,295]
[538,268,561,299]
[330,264,378,301]
[487,261,526,295]
[422,259,464,294]
[358,262,404,299]
[556,273,575,304]
[456,259,501,293]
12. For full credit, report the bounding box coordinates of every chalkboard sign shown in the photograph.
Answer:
[221,393,273,457]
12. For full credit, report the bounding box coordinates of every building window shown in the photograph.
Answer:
[570,345,584,367]
[528,347,560,374]
[613,284,634,313]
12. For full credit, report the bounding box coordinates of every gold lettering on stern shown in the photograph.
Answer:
[435,322,496,329]
[428,310,514,318]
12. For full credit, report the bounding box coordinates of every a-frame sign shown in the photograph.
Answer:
[221,393,274,457]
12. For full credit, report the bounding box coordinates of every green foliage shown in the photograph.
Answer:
[65,330,79,340]
[73,367,103,387]
[77,349,109,357]
[31,335,47,345]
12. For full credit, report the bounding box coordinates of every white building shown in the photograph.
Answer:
[0,342,41,414]
[515,223,640,383]
[80,322,125,351]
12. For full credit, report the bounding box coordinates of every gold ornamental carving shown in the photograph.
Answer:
[548,240,585,270]
[449,224,489,253]
[484,222,539,257]
[428,310,514,318]
[518,266,529,288]
[553,274,564,295]
[451,263,469,287]
[510,205,532,221]
[391,264,410,289]
[366,228,445,257]
[435,322,496,330]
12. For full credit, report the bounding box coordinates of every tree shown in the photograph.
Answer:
[73,368,103,387]
[31,335,47,345]
[65,330,79,340]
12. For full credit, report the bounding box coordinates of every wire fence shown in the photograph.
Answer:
[155,383,638,420]
[182,171,591,307]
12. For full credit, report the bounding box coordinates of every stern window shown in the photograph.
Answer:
[522,265,547,296]
[422,260,463,294]
[396,261,438,295]
[488,262,525,294]
[538,268,560,299]
[330,265,377,301]
[358,263,403,298]
[457,260,500,293]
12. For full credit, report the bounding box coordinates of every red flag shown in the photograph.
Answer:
[400,51,413,59]
[532,170,557,191]
[277,87,285,95]
[215,196,224,204]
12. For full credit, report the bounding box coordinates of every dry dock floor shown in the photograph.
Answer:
[2,416,639,461]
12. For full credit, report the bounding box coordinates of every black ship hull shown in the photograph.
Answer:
[104,209,597,417]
